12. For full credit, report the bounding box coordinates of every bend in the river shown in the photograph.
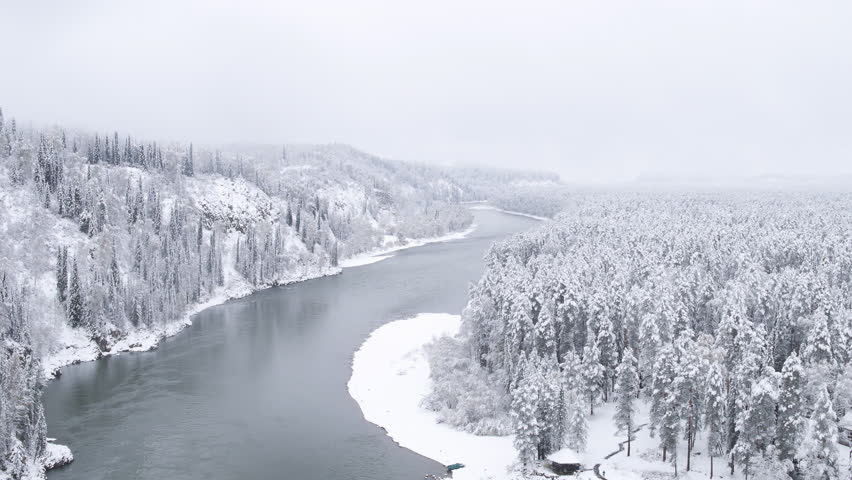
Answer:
[44,209,538,480]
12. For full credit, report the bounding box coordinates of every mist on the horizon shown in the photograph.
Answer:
[2,1,851,184]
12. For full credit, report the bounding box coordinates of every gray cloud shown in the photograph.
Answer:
[2,0,850,183]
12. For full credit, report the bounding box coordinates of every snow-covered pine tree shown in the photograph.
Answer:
[649,342,680,470]
[704,359,726,478]
[804,311,835,367]
[536,355,563,457]
[797,385,840,480]
[714,295,750,475]
[674,329,703,471]
[732,365,779,480]
[56,246,68,302]
[581,342,604,415]
[565,388,587,452]
[511,354,541,465]
[182,143,194,176]
[613,347,639,456]
[67,258,85,328]
[777,352,805,467]
[638,312,662,391]
[649,342,673,438]
[596,315,617,399]
[331,241,339,267]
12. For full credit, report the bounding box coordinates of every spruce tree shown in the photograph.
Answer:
[596,316,617,399]
[674,329,703,471]
[804,311,835,366]
[581,342,604,415]
[511,355,540,465]
[67,259,84,328]
[777,352,805,465]
[331,241,339,267]
[196,216,204,252]
[797,385,840,480]
[565,388,588,452]
[732,366,779,479]
[613,347,639,456]
[705,359,726,478]
[183,143,195,176]
[55,246,68,302]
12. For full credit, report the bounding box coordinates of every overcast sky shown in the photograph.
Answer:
[2,1,850,183]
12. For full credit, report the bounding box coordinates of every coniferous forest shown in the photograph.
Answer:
[426,193,852,479]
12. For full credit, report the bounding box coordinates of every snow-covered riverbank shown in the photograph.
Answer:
[41,262,337,380]
[347,313,604,480]
[348,313,518,480]
[340,223,477,268]
[44,223,478,381]
[468,205,549,221]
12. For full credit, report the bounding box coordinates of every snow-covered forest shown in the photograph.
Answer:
[426,193,852,479]
[0,107,551,479]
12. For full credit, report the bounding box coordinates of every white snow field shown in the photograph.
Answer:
[349,313,517,480]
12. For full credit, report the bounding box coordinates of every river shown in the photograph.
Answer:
[43,208,537,480]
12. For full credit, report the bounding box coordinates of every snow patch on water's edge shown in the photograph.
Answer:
[347,313,517,480]
[339,223,477,269]
[42,441,73,471]
[468,205,549,221]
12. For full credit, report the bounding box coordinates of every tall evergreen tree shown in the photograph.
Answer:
[67,259,84,328]
[704,359,726,478]
[581,342,604,415]
[183,143,194,176]
[565,388,588,452]
[55,246,68,302]
[674,329,703,471]
[732,366,779,479]
[777,352,805,466]
[511,354,540,465]
[596,316,618,399]
[613,347,639,456]
[804,311,835,367]
[797,385,840,480]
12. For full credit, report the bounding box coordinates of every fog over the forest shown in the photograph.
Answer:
[2,1,851,183]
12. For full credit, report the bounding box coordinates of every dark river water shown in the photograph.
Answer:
[43,209,537,480]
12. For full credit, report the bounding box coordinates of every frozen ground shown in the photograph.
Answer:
[348,314,852,480]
